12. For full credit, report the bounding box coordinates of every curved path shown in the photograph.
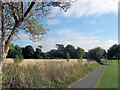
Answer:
[69,62,107,88]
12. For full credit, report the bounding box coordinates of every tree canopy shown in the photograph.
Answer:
[107,44,120,60]
[23,45,34,59]
[0,1,73,62]
[87,47,105,64]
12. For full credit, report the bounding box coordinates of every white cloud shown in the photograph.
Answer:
[47,19,61,25]
[16,29,100,52]
[50,0,118,18]
[50,28,100,52]
[101,40,118,50]
[15,29,117,52]
[90,29,104,35]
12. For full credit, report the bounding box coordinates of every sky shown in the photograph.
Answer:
[13,0,118,52]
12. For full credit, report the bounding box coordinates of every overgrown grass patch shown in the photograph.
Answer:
[2,60,100,88]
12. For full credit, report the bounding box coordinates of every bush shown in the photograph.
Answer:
[14,54,23,63]
[66,52,70,63]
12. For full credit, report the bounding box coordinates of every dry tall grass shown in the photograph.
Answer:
[2,59,99,88]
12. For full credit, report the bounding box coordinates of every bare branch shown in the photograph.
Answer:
[7,3,18,23]
[5,27,13,30]
[21,2,24,18]
[23,2,35,19]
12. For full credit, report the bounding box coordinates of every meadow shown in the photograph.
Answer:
[96,60,118,88]
[2,59,100,88]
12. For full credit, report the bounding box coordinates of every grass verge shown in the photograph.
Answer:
[96,60,118,88]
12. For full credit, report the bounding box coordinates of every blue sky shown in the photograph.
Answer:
[13,0,118,52]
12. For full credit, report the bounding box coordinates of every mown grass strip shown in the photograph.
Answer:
[96,60,118,88]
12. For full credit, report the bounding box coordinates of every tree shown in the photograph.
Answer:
[0,1,73,63]
[23,45,34,59]
[56,44,64,51]
[65,44,76,59]
[14,45,23,59]
[41,52,46,59]
[7,44,23,62]
[76,47,84,61]
[38,45,42,49]
[107,44,120,64]
[107,44,118,60]
[118,44,120,64]
[102,50,107,59]
[47,49,59,59]
[56,44,66,58]
[14,45,23,62]
[7,43,16,58]
[87,47,104,64]
[34,48,42,59]
[83,52,87,59]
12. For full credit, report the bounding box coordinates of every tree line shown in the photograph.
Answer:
[7,43,120,64]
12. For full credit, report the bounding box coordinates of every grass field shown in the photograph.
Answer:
[2,59,100,88]
[96,60,118,88]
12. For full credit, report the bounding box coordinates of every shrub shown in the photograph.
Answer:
[14,54,23,63]
[66,52,70,63]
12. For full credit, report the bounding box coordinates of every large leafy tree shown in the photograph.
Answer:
[7,44,23,60]
[107,44,120,64]
[56,44,66,58]
[76,47,84,60]
[6,43,15,58]
[23,45,34,59]
[0,1,73,63]
[65,44,76,59]
[107,44,118,60]
[87,47,104,64]
[47,49,59,59]
[34,48,42,59]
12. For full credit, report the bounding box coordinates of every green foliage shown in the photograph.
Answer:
[23,45,34,59]
[41,52,46,59]
[14,46,23,63]
[47,49,59,59]
[107,44,120,61]
[14,55,20,63]
[7,49,16,58]
[3,2,72,43]
[34,48,43,59]
[65,45,76,59]
[7,44,23,62]
[76,47,84,60]
[14,45,23,61]
[66,52,70,63]
[55,44,66,58]
[7,43,16,58]
[87,47,104,64]
[112,56,116,60]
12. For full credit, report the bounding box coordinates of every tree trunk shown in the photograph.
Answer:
[0,2,35,65]
[1,3,6,64]
[0,1,2,65]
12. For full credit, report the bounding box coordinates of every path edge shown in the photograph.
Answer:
[68,64,101,88]
[94,65,107,88]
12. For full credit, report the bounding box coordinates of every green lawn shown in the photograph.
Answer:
[96,60,118,88]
